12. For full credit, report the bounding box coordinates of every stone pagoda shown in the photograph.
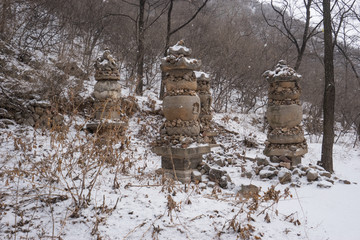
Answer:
[86,50,128,136]
[263,60,307,166]
[153,40,211,183]
[195,71,216,143]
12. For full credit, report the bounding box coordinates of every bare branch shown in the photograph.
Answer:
[169,0,209,36]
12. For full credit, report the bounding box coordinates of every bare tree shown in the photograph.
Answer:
[320,0,356,171]
[321,0,335,172]
[261,0,322,71]
[135,0,146,95]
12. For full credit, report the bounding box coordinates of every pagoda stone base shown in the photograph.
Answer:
[264,142,307,166]
[270,156,302,166]
[153,145,211,183]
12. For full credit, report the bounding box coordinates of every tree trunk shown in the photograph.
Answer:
[321,0,335,172]
[135,0,146,96]
[0,0,9,39]
[159,0,173,100]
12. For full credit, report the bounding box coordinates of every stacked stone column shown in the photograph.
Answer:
[195,71,216,143]
[161,41,201,139]
[86,50,127,135]
[153,41,211,183]
[263,60,307,166]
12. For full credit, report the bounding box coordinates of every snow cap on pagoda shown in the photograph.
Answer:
[161,40,201,72]
[94,49,120,80]
[167,39,192,56]
[194,71,210,82]
[263,60,302,83]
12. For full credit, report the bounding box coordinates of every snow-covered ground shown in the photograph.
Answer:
[0,86,359,240]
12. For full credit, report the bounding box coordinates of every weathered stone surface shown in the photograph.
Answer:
[278,168,292,184]
[94,80,122,92]
[292,168,301,176]
[257,158,270,166]
[278,81,296,88]
[291,156,301,166]
[164,169,192,183]
[268,132,305,144]
[163,95,200,121]
[266,104,302,128]
[306,169,318,182]
[161,57,201,72]
[215,159,226,167]
[317,181,332,188]
[319,171,332,178]
[202,163,211,174]
[197,83,210,92]
[270,156,280,163]
[161,156,201,171]
[153,146,211,159]
[201,175,209,183]
[259,169,277,179]
[339,179,351,184]
[93,81,122,100]
[166,124,200,136]
[245,172,252,178]
[219,176,228,188]
[264,146,308,157]
[199,93,212,109]
[166,79,197,92]
[94,50,120,80]
[209,168,226,181]
[192,170,202,182]
[238,184,259,198]
[269,92,300,101]
[279,161,291,169]
[208,168,231,188]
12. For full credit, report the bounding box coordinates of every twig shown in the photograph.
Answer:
[122,221,147,240]
[294,188,310,240]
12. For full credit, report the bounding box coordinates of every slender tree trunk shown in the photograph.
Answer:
[135,0,146,96]
[294,53,303,71]
[159,0,173,100]
[1,0,9,40]
[321,0,335,172]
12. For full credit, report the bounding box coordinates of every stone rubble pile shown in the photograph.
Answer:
[252,158,350,188]
[2,100,64,128]
[263,60,308,166]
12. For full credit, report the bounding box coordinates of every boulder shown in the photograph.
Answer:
[278,168,292,184]
[238,184,259,199]
[257,158,270,166]
[306,169,318,182]
[192,170,202,182]
[259,169,277,179]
